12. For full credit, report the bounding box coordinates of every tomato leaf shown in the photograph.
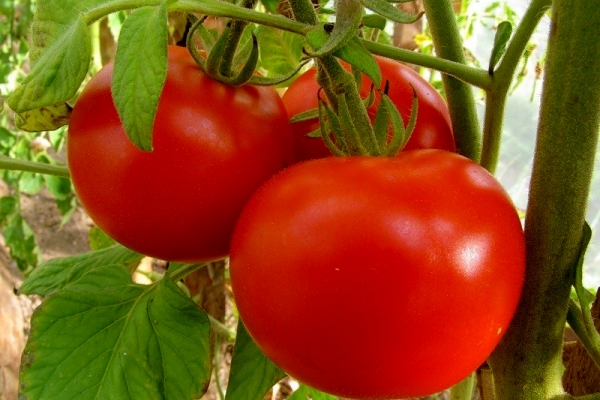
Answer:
[333,36,382,87]
[362,13,387,31]
[14,103,72,132]
[6,16,90,114]
[225,320,287,400]
[20,266,212,400]
[488,21,513,74]
[259,0,279,13]
[256,26,304,78]
[361,0,423,24]
[112,4,169,151]
[19,245,143,296]
[288,384,338,400]
[305,0,363,57]
[573,223,599,338]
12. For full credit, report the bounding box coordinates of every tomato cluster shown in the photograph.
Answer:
[68,47,525,398]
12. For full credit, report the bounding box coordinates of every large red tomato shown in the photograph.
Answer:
[68,45,292,263]
[230,150,525,399]
[282,56,455,162]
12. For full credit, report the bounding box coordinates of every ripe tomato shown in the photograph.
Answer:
[68,45,292,263]
[230,150,525,399]
[282,56,455,162]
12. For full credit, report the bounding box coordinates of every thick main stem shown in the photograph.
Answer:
[421,0,481,161]
[479,0,551,173]
[488,0,600,398]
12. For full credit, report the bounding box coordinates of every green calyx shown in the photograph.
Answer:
[312,57,417,158]
[185,11,304,87]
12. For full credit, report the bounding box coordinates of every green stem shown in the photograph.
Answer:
[566,300,600,369]
[169,262,207,282]
[550,395,600,400]
[0,155,70,178]
[449,372,476,400]
[209,315,236,342]
[287,0,318,25]
[479,0,552,173]
[82,0,309,35]
[362,40,492,90]
[421,0,481,161]
[488,0,600,398]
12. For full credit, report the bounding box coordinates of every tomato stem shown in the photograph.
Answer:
[421,0,481,162]
[286,0,318,25]
[0,155,70,178]
[448,373,476,400]
[566,300,600,369]
[479,0,552,173]
[488,0,600,397]
[82,0,310,35]
[362,40,492,90]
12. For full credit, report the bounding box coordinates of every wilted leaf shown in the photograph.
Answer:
[15,103,72,132]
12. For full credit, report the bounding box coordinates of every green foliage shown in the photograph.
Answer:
[225,320,286,400]
[19,245,143,296]
[112,4,169,151]
[288,385,338,400]
[0,0,76,272]
[20,264,212,400]
[256,26,303,78]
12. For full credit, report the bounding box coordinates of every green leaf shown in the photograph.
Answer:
[574,223,596,333]
[3,213,38,270]
[305,0,363,57]
[43,174,72,200]
[19,245,143,296]
[256,26,303,77]
[361,0,423,24]
[260,0,279,13]
[362,14,387,31]
[488,21,513,74]
[7,17,91,112]
[333,36,382,87]
[0,196,16,222]
[89,226,117,251]
[20,266,212,400]
[288,385,338,400]
[19,171,44,195]
[225,320,286,400]
[0,127,14,149]
[112,4,169,151]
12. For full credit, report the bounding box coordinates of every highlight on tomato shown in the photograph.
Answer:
[282,56,456,162]
[67,45,293,263]
[229,150,525,399]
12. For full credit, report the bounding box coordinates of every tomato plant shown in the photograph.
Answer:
[5,0,600,399]
[67,45,292,263]
[230,150,525,398]
[282,56,456,162]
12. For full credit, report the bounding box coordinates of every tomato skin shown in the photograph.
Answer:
[282,56,455,162]
[230,150,525,399]
[67,45,293,263]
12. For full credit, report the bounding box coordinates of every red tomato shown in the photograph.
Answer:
[282,56,455,162]
[230,150,524,398]
[68,45,292,263]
